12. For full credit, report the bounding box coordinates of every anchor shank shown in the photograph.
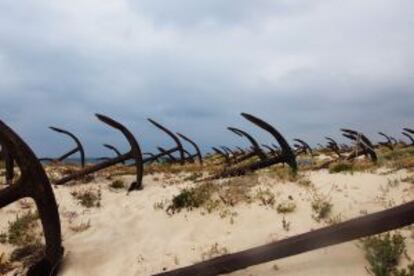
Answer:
[55,152,131,185]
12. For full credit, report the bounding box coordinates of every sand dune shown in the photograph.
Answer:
[2,165,414,275]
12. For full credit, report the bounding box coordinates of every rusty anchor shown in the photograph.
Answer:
[176,133,203,165]
[54,114,143,192]
[293,138,313,157]
[403,128,414,147]
[147,119,185,165]
[0,119,64,275]
[207,113,297,179]
[378,132,394,151]
[41,127,86,167]
[227,127,267,165]
[341,128,377,162]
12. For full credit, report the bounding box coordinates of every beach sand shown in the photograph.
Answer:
[2,163,414,275]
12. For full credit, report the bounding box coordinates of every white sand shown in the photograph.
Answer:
[1,168,414,275]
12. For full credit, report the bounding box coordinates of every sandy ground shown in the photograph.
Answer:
[1,167,414,275]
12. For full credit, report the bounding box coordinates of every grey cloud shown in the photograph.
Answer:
[0,0,413,157]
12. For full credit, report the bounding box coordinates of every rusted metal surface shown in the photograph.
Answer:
[228,127,267,163]
[103,144,125,164]
[212,147,230,164]
[176,133,203,165]
[0,120,63,275]
[156,199,414,276]
[402,131,414,146]
[1,143,14,185]
[341,129,377,162]
[55,114,143,192]
[158,147,178,162]
[220,146,235,158]
[208,113,296,179]
[143,152,158,164]
[261,144,276,155]
[293,138,313,156]
[148,119,185,165]
[325,137,342,158]
[48,126,86,168]
[378,132,394,151]
[404,128,414,135]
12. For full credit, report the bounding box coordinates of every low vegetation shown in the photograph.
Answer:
[266,166,301,182]
[69,220,91,233]
[0,253,14,274]
[167,182,216,213]
[183,172,203,182]
[201,243,229,261]
[254,188,275,207]
[109,179,125,190]
[276,199,297,214]
[166,175,267,214]
[360,232,414,276]
[71,188,102,208]
[311,193,333,222]
[281,216,291,231]
[5,211,41,247]
[329,161,354,174]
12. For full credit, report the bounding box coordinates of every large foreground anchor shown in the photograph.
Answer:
[156,198,414,275]
[42,127,85,167]
[0,120,63,275]
[55,114,143,191]
[208,113,297,179]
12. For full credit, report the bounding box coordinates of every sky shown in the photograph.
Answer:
[0,0,413,158]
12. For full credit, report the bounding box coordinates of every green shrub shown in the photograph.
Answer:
[311,196,332,221]
[71,188,101,208]
[277,200,297,214]
[109,179,125,189]
[167,182,215,213]
[361,232,406,276]
[6,211,40,247]
[329,161,353,173]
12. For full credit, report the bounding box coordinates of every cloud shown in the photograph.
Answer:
[0,0,413,157]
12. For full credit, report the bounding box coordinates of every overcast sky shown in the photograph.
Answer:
[0,0,413,158]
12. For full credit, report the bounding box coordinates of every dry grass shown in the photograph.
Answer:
[69,220,91,233]
[254,188,276,207]
[277,200,297,214]
[265,166,301,182]
[71,187,102,208]
[5,211,41,247]
[0,252,14,274]
[201,243,229,261]
[359,232,414,276]
[166,175,266,214]
[329,161,354,174]
[311,192,333,222]
[109,179,125,190]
